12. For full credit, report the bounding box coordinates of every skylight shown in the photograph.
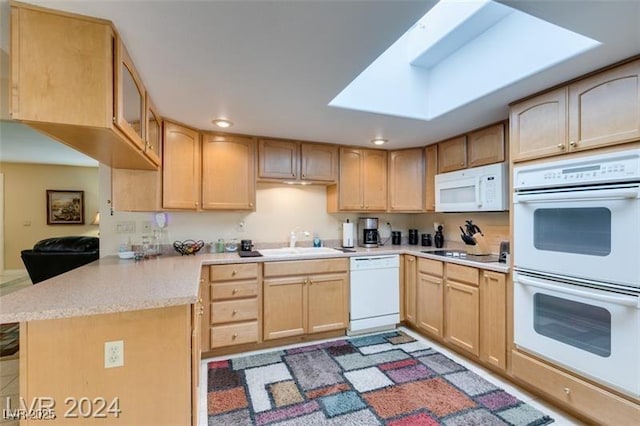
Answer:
[329,0,601,121]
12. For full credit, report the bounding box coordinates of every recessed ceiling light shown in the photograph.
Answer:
[212,118,233,128]
[371,138,388,146]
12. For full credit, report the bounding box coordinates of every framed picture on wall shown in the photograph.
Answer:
[46,190,84,225]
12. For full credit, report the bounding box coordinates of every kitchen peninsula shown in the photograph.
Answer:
[0,247,507,425]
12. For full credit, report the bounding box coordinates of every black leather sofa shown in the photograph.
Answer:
[21,236,99,284]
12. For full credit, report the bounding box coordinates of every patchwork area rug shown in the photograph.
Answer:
[207,331,554,425]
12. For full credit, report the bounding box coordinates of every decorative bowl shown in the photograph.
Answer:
[173,240,205,256]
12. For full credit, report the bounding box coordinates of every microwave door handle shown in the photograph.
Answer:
[517,275,640,308]
[514,187,640,203]
[476,177,482,207]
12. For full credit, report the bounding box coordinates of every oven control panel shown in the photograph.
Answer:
[514,149,640,190]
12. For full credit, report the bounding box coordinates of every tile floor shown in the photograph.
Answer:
[200,327,587,425]
[0,271,29,426]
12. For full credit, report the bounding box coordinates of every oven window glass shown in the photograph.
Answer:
[533,293,611,357]
[533,207,611,256]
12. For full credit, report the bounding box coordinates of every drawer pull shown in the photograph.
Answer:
[231,270,237,276]
[232,288,238,294]
[232,309,238,315]
[563,387,571,395]
[232,333,238,339]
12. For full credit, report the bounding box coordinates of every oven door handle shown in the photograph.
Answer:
[514,187,639,203]
[516,275,640,308]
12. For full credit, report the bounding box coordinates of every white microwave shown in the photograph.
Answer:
[435,162,508,212]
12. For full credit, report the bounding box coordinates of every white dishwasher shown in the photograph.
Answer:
[349,255,400,335]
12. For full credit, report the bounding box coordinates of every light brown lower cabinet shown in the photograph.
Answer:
[201,263,261,350]
[480,271,506,370]
[512,350,640,425]
[263,259,348,340]
[404,255,417,325]
[416,258,444,337]
[445,280,480,356]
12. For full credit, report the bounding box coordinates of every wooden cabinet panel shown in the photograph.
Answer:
[114,39,146,152]
[202,134,256,210]
[10,4,157,170]
[258,139,299,180]
[145,96,162,166]
[389,148,424,212]
[111,168,161,211]
[512,350,640,425]
[210,299,258,324]
[446,263,479,286]
[468,122,505,168]
[425,145,437,211]
[569,60,640,151]
[210,322,258,348]
[417,272,443,337]
[163,121,201,209]
[301,143,338,182]
[338,148,364,210]
[404,256,417,325]
[418,258,443,277]
[510,87,568,162]
[363,149,388,210]
[480,271,506,370]
[445,280,479,356]
[438,136,467,173]
[210,263,258,281]
[335,147,387,211]
[263,277,306,340]
[202,264,261,351]
[263,260,348,340]
[307,274,348,333]
[211,281,258,300]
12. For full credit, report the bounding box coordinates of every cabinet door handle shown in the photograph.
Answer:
[232,270,237,276]
[563,387,571,395]
[569,140,577,148]
[232,333,238,339]
[557,144,565,150]
[232,309,238,315]
[232,288,238,294]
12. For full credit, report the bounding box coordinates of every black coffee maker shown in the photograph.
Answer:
[358,217,380,248]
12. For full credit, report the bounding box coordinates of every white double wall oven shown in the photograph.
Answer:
[513,149,640,398]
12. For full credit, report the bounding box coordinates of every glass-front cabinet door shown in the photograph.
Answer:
[145,96,162,166]
[115,40,146,151]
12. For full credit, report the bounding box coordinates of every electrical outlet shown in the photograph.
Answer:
[141,220,152,234]
[236,221,245,233]
[115,221,135,234]
[104,340,124,368]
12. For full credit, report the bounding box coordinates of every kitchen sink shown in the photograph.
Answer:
[258,247,342,257]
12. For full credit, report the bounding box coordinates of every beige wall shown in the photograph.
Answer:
[0,162,99,270]
[98,166,416,255]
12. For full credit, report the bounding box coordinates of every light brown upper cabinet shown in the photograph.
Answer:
[258,139,337,183]
[328,148,387,212]
[424,145,438,212]
[511,59,640,162]
[438,136,467,173]
[467,122,505,168]
[10,3,157,170]
[388,148,424,212]
[145,95,162,166]
[437,122,506,173]
[163,121,201,210]
[202,134,256,210]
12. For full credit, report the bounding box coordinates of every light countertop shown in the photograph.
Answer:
[0,245,509,323]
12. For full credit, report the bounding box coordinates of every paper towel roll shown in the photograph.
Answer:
[342,222,355,248]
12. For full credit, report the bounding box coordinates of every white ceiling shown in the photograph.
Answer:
[1,0,639,165]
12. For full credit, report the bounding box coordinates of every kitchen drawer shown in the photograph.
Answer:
[445,263,479,286]
[263,258,348,277]
[511,350,640,425]
[209,263,258,281]
[210,322,258,348]
[210,299,258,324]
[418,258,443,277]
[210,281,257,300]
